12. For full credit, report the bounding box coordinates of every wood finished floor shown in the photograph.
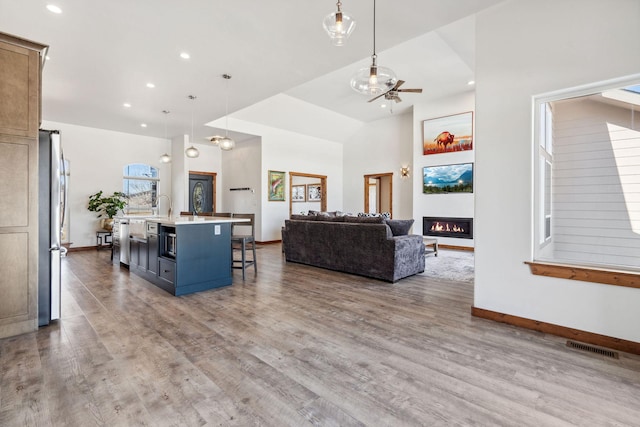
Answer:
[2,246,640,426]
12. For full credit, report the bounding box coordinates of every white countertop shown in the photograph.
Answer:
[145,216,249,226]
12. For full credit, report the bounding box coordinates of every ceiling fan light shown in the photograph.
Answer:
[185,145,199,158]
[350,64,396,96]
[322,2,355,46]
[218,137,235,151]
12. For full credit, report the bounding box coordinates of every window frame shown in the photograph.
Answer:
[531,73,640,285]
[122,163,160,216]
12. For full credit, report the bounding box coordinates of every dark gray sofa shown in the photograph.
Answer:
[282,217,425,282]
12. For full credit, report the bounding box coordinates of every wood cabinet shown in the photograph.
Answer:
[0,32,47,338]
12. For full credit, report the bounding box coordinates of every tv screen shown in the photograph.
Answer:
[423,162,473,194]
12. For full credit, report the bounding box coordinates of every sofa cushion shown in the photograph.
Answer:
[291,214,315,221]
[385,219,414,236]
[318,215,345,222]
[344,216,385,224]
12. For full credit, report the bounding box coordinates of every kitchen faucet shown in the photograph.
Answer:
[157,194,172,218]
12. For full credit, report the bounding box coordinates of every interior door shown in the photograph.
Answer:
[364,172,393,217]
[188,173,213,213]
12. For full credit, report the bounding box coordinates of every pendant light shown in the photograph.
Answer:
[159,110,171,163]
[350,0,396,96]
[185,95,200,158]
[218,74,235,151]
[322,1,356,46]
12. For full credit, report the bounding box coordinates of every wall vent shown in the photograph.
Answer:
[566,340,619,359]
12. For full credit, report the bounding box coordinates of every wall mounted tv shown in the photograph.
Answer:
[423,162,473,194]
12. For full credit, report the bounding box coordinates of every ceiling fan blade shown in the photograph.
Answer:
[368,92,388,103]
[392,80,405,90]
[394,95,403,103]
[398,88,423,93]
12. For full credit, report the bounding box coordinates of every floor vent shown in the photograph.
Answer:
[566,340,619,359]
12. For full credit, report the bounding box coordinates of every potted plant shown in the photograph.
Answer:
[88,191,128,231]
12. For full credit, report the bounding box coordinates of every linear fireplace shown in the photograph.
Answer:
[423,216,473,239]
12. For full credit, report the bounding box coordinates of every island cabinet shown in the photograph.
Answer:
[129,237,148,273]
[147,231,159,276]
[131,220,233,296]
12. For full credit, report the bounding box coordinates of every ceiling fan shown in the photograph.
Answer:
[368,80,422,103]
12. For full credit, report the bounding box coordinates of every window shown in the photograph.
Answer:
[123,163,159,215]
[533,75,640,273]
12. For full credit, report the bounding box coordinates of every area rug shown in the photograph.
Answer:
[422,249,474,284]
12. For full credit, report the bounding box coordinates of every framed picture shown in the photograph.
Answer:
[307,183,322,202]
[268,170,286,201]
[422,111,473,155]
[423,163,473,194]
[292,184,306,202]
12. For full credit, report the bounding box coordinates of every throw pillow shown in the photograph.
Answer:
[385,219,414,236]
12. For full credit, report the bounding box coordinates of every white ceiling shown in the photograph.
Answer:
[0,0,503,143]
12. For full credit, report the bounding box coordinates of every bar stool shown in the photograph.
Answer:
[231,213,257,280]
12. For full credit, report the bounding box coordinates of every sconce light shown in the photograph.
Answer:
[400,165,410,178]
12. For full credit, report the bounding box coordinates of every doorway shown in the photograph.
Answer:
[188,171,217,213]
[364,172,393,217]
[289,172,327,216]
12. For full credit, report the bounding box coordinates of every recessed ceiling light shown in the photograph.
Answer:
[45,55,51,61]
[380,104,387,108]
[123,103,131,108]
[180,52,190,59]
[46,4,62,14]
[467,80,475,85]
[141,123,147,128]
[146,82,155,88]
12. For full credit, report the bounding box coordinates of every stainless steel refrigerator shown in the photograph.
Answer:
[38,129,67,326]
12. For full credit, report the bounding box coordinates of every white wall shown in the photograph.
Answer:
[344,112,414,220]
[221,137,262,236]
[42,120,171,248]
[474,0,640,342]
[412,92,475,247]
[223,118,344,242]
[170,135,188,215]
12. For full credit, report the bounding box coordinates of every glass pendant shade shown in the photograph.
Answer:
[323,4,355,46]
[350,62,397,96]
[185,145,199,158]
[160,153,171,163]
[218,136,235,151]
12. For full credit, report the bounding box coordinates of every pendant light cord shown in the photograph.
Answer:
[223,74,231,137]
[372,0,376,56]
[190,96,195,142]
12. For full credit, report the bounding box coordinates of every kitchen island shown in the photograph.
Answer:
[129,216,247,296]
